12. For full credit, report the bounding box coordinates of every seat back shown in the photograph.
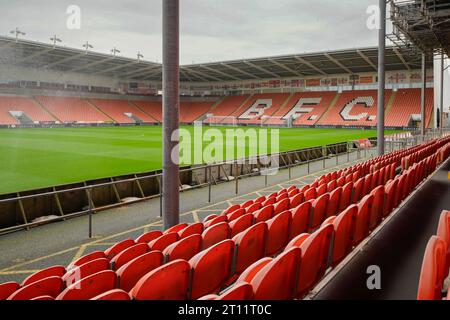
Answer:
[274,198,290,215]
[22,266,66,287]
[289,193,304,209]
[254,205,274,223]
[369,185,385,230]
[189,240,235,299]
[178,222,204,239]
[339,182,353,211]
[250,247,301,300]
[0,282,20,300]
[327,187,342,218]
[104,239,135,259]
[304,188,317,201]
[437,210,450,270]
[8,277,63,300]
[63,258,110,286]
[163,234,202,262]
[353,194,373,246]
[296,224,334,298]
[265,211,292,256]
[417,236,447,300]
[111,243,149,270]
[202,222,231,249]
[352,177,364,203]
[310,194,330,231]
[290,202,312,239]
[149,232,179,251]
[217,282,254,300]
[232,223,267,274]
[130,260,190,300]
[68,250,107,269]
[116,251,164,292]
[229,213,254,237]
[91,289,131,300]
[56,270,116,300]
[136,230,163,244]
[383,179,398,217]
[328,205,357,266]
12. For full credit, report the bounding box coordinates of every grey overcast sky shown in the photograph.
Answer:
[0,0,389,64]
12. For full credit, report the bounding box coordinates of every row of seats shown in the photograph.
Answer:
[1,135,448,300]
[0,89,434,127]
[416,141,450,300]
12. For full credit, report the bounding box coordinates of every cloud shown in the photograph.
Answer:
[0,0,385,64]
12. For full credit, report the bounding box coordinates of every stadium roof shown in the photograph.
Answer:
[0,35,432,83]
[389,0,450,57]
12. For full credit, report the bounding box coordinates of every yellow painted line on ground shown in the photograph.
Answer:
[1,156,367,274]
[70,244,88,264]
[0,270,41,275]
[192,211,200,223]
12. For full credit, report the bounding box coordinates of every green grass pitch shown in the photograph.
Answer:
[0,126,402,195]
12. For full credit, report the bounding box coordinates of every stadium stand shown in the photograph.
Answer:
[385,88,434,128]
[180,101,214,123]
[35,96,111,123]
[206,95,251,124]
[89,99,156,123]
[1,135,448,300]
[129,101,162,123]
[0,96,56,124]
[319,90,392,127]
[0,89,437,127]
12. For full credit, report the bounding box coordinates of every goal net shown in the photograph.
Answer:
[204,115,238,126]
[259,116,291,128]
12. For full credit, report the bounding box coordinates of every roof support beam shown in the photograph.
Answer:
[269,59,303,76]
[293,56,327,75]
[220,63,261,79]
[393,48,411,70]
[183,68,221,82]
[133,68,162,80]
[121,65,161,78]
[356,50,377,71]
[42,53,86,68]
[243,61,280,78]
[324,53,353,74]
[67,56,116,72]
[14,48,54,64]
[197,65,241,81]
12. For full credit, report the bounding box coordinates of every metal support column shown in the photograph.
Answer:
[440,53,445,132]
[377,0,386,156]
[162,0,180,229]
[420,52,427,136]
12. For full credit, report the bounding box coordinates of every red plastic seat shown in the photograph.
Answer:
[178,222,204,239]
[254,196,266,204]
[265,211,291,256]
[31,295,54,300]
[242,200,254,208]
[164,223,188,234]
[232,223,267,275]
[8,276,63,300]
[136,230,163,244]
[327,180,336,193]
[237,258,273,284]
[417,236,447,300]
[261,197,276,207]
[68,250,107,269]
[110,243,149,270]
[310,194,330,231]
[327,187,342,218]
[0,282,20,300]
[229,213,254,237]
[245,203,261,215]
[149,232,179,251]
[56,270,116,300]
[394,175,406,207]
[91,289,131,300]
[222,204,241,216]
[371,170,379,191]
[316,184,327,197]
[104,239,136,259]
[130,260,190,300]
[250,247,301,300]
[352,178,364,203]
[253,205,274,223]
[288,188,299,198]
[304,188,317,201]
[383,179,398,217]
[353,194,373,246]
[339,182,353,211]
[204,215,228,228]
[290,224,334,298]
[369,185,385,230]
[189,240,235,299]
[116,251,164,292]
[276,193,289,203]
[216,282,254,300]
[63,258,110,286]
[437,210,450,270]
[327,205,357,266]
[22,265,66,287]
[362,173,373,196]
[336,176,345,188]
[163,234,202,262]
[202,222,231,249]
[290,202,312,239]
[289,193,304,209]
[274,198,289,215]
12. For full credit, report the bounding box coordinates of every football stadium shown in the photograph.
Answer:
[0,0,450,308]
